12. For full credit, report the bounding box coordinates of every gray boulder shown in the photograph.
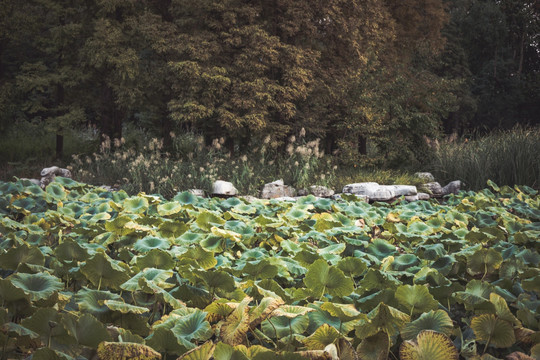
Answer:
[386,185,417,196]
[309,185,335,198]
[261,180,296,199]
[420,182,444,197]
[188,189,206,197]
[40,166,72,188]
[212,180,237,196]
[442,180,462,195]
[415,172,435,182]
[342,182,396,201]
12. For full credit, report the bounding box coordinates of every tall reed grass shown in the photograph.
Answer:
[431,127,540,190]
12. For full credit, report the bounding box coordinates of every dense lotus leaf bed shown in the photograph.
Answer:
[0,177,539,360]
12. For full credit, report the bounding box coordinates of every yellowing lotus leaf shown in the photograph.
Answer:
[399,330,458,360]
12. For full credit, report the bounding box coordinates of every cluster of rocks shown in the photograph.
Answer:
[23,166,72,189]
[209,172,461,202]
[26,166,461,203]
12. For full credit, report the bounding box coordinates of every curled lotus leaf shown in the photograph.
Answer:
[367,239,396,260]
[178,232,206,245]
[196,270,236,293]
[272,305,314,318]
[177,341,215,360]
[471,314,515,348]
[170,310,213,349]
[400,310,454,340]
[320,303,365,322]
[74,288,122,318]
[249,296,285,328]
[80,252,130,290]
[355,303,410,339]
[123,196,149,214]
[121,268,174,292]
[211,226,242,242]
[399,330,459,360]
[0,244,45,270]
[9,272,64,302]
[97,341,161,360]
[54,238,88,263]
[285,208,311,221]
[62,313,112,348]
[392,254,420,271]
[174,191,198,205]
[221,297,252,345]
[262,314,310,339]
[133,236,171,253]
[104,300,150,314]
[182,246,217,270]
[196,211,225,231]
[242,259,279,280]
[337,257,367,277]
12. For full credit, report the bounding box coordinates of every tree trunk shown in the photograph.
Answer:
[56,133,64,159]
[358,135,367,155]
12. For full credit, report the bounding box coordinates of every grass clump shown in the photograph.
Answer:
[431,127,540,190]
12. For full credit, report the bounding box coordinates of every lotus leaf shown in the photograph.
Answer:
[242,259,279,280]
[136,248,176,270]
[337,257,367,278]
[356,331,390,360]
[399,330,459,360]
[261,314,309,339]
[196,270,236,293]
[21,308,76,352]
[121,268,174,292]
[367,239,396,260]
[1,322,39,339]
[46,183,67,201]
[54,238,88,263]
[197,211,225,231]
[467,248,503,277]
[200,235,225,252]
[320,303,365,322]
[221,297,252,345]
[355,303,410,339]
[471,314,515,349]
[176,341,216,360]
[304,324,340,350]
[97,341,161,360]
[400,310,454,340]
[104,300,150,314]
[392,254,420,271]
[133,236,171,252]
[159,221,188,238]
[146,327,188,355]
[0,244,45,270]
[80,252,130,290]
[10,272,64,302]
[213,342,251,360]
[395,284,439,315]
[62,313,111,348]
[158,201,183,216]
[178,232,206,245]
[303,259,354,299]
[123,196,149,214]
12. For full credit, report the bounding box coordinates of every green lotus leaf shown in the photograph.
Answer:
[159,221,188,238]
[531,344,540,359]
[104,300,150,314]
[196,270,236,293]
[262,314,309,339]
[453,280,494,310]
[413,268,451,287]
[401,310,454,340]
[10,272,64,302]
[75,288,121,319]
[133,236,170,253]
[55,238,89,263]
[200,235,225,252]
[356,331,390,360]
[303,259,354,299]
[285,208,310,221]
[177,341,216,360]
[467,248,503,276]
[430,256,455,276]
[488,293,521,326]
[320,302,365,322]
[46,183,67,201]
[22,183,45,197]
[0,244,45,270]
[242,259,279,280]
[407,221,433,235]
[248,296,285,328]
[337,257,367,278]
[471,314,515,348]
[21,308,76,352]
[174,191,198,205]
[178,232,206,245]
[232,203,257,215]
[221,297,251,345]
[30,348,70,360]
[169,310,213,349]
[355,303,410,339]
[304,323,340,350]
[516,248,540,266]
[12,197,37,213]
[146,327,187,355]
[522,275,540,293]
[62,313,112,348]
[358,269,400,292]
[272,305,314,319]
[181,246,217,270]
[136,248,176,270]
[400,330,459,360]
[1,322,39,339]
[121,268,174,292]
[80,252,131,290]
[213,342,250,360]
[158,201,183,216]
[123,196,149,214]
[196,211,225,231]
[395,284,439,315]
[392,254,420,271]
[97,341,162,360]
[367,239,396,260]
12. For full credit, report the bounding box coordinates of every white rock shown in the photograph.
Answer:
[385,185,417,196]
[415,172,435,182]
[40,166,72,188]
[212,180,237,196]
[370,187,396,201]
[309,185,334,197]
[261,180,296,199]
[342,182,380,195]
[418,192,430,200]
[405,195,419,201]
[331,193,369,202]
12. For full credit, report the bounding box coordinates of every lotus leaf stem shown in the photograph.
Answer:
[97,276,102,291]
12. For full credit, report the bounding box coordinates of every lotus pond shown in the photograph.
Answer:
[0,178,539,360]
